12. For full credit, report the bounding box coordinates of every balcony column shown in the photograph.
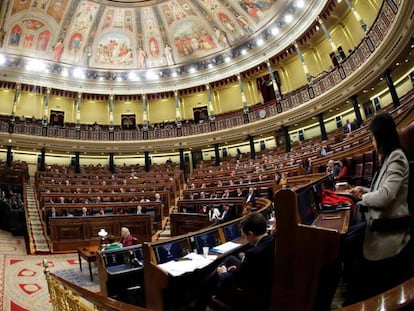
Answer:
[206,84,216,131]
[318,113,328,141]
[175,90,182,128]
[42,88,51,136]
[142,94,148,139]
[11,83,20,122]
[383,69,400,108]
[74,151,80,174]
[214,143,220,166]
[39,147,46,171]
[344,0,367,33]
[248,135,256,160]
[317,17,341,62]
[282,126,291,153]
[294,41,312,84]
[350,95,363,127]
[75,92,81,139]
[265,59,282,101]
[179,148,185,172]
[206,84,215,121]
[6,146,12,167]
[109,94,114,141]
[109,153,115,173]
[144,151,150,172]
[237,73,249,113]
[9,83,20,133]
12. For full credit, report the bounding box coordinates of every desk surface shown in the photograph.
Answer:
[312,210,350,234]
[78,246,100,261]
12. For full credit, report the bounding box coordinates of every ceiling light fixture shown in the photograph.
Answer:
[271,27,280,36]
[295,0,305,8]
[284,14,293,24]
[0,54,6,65]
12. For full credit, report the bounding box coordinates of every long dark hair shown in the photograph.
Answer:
[370,111,401,159]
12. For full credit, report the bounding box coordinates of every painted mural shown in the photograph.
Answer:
[95,33,133,65]
[1,0,280,69]
[173,20,218,58]
[46,0,68,24]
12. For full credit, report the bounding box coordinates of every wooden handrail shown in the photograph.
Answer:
[335,275,414,311]
[43,260,153,311]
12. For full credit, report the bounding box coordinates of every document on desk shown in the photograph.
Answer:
[210,241,240,254]
[158,253,217,277]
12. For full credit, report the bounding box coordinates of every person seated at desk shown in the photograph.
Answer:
[103,235,122,250]
[79,207,89,217]
[209,206,221,225]
[119,227,134,247]
[236,188,243,198]
[245,187,256,207]
[220,204,234,223]
[191,213,274,311]
[221,189,231,199]
[335,158,349,181]
[343,112,411,303]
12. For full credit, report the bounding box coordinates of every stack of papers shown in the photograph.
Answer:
[210,242,241,254]
[157,253,217,276]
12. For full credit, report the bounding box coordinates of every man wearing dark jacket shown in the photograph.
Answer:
[191,212,274,311]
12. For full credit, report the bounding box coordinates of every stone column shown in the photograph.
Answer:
[344,0,367,33]
[248,135,256,160]
[294,41,312,84]
[383,69,400,108]
[318,113,328,141]
[282,126,291,153]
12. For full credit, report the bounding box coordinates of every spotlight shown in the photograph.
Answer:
[271,27,280,36]
[284,14,293,23]
[0,54,6,65]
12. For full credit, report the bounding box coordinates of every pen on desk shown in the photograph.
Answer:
[175,257,192,261]
[322,216,341,220]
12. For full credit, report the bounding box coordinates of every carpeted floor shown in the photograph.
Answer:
[0,230,99,311]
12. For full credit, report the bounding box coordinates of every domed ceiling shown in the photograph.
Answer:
[0,0,329,92]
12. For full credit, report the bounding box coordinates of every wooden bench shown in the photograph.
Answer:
[49,214,153,252]
[44,201,163,230]
[142,199,273,311]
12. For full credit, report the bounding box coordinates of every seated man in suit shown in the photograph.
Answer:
[191,212,274,311]
[245,187,256,207]
[220,204,234,223]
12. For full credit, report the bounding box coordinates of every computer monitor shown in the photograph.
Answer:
[297,187,316,225]
[153,238,191,264]
[101,245,144,269]
[193,230,222,253]
[223,221,241,241]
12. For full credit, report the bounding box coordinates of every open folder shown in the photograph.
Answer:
[210,241,241,254]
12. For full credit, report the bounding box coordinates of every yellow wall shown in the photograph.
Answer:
[80,101,109,124]
[0,89,15,115]
[113,100,141,125]
[148,98,176,123]
[217,84,242,113]
[48,97,76,123]
[181,93,209,120]
[17,93,43,118]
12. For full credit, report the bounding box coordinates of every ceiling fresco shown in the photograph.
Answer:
[0,0,330,92]
[1,0,325,69]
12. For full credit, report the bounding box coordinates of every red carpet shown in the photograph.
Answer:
[0,231,99,311]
